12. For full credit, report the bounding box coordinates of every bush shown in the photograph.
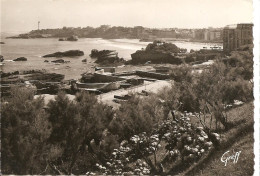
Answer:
[220,79,253,104]
[164,51,253,130]
[109,95,164,141]
[1,87,51,174]
[169,65,193,83]
[46,91,115,174]
[95,113,218,175]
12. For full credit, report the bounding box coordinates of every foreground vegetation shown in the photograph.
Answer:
[1,45,253,175]
[191,102,254,176]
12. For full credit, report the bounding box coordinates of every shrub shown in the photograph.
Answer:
[95,113,218,175]
[110,95,164,141]
[46,91,115,174]
[169,65,193,83]
[1,87,51,174]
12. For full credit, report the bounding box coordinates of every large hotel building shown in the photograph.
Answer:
[223,23,253,53]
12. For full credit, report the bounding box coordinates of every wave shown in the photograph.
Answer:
[4,60,15,62]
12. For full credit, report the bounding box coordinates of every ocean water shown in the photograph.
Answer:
[0,35,222,80]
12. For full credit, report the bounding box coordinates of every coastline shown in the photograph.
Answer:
[3,31,223,46]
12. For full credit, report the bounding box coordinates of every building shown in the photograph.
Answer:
[193,29,205,40]
[204,30,210,41]
[223,23,253,53]
[204,30,222,41]
[192,29,222,41]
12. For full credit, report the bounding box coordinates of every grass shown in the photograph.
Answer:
[192,132,254,176]
[189,101,254,133]
[184,101,254,176]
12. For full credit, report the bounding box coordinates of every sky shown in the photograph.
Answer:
[0,0,253,32]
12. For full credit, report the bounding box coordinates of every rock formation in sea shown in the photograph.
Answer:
[13,57,27,61]
[0,55,4,62]
[58,35,78,41]
[0,42,5,44]
[67,35,78,41]
[130,40,185,65]
[51,59,70,63]
[43,50,84,57]
[90,49,125,65]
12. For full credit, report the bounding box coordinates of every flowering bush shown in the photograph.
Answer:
[92,111,219,175]
[157,113,214,164]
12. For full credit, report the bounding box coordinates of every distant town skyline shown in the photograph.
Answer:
[1,0,253,33]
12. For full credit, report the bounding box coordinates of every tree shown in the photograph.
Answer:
[109,95,164,141]
[169,64,193,83]
[1,87,51,174]
[46,91,114,174]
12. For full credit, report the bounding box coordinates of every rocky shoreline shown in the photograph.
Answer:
[0,69,67,96]
[1,40,224,99]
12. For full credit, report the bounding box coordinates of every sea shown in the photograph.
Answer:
[0,32,222,80]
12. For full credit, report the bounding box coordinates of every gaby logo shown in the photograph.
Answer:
[221,150,241,166]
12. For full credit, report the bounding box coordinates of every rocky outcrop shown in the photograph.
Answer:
[0,42,5,44]
[13,57,27,61]
[129,41,185,65]
[58,35,78,41]
[1,70,66,96]
[82,59,87,62]
[43,50,84,57]
[90,49,116,58]
[67,35,78,41]
[51,59,70,63]
[90,49,125,64]
[0,55,4,62]
[131,51,183,65]
[1,70,64,84]
[80,72,125,83]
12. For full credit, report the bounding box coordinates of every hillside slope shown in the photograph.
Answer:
[186,102,254,176]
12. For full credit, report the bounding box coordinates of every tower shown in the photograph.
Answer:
[38,21,40,30]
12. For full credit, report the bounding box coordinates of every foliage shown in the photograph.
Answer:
[224,47,253,80]
[164,48,253,131]
[145,41,181,53]
[46,91,114,174]
[109,95,164,141]
[94,112,217,175]
[1,87,51,174]
[169,64,193,83]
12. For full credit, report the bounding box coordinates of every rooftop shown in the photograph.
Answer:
[224,23,253,29]
[224,24,237,29]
